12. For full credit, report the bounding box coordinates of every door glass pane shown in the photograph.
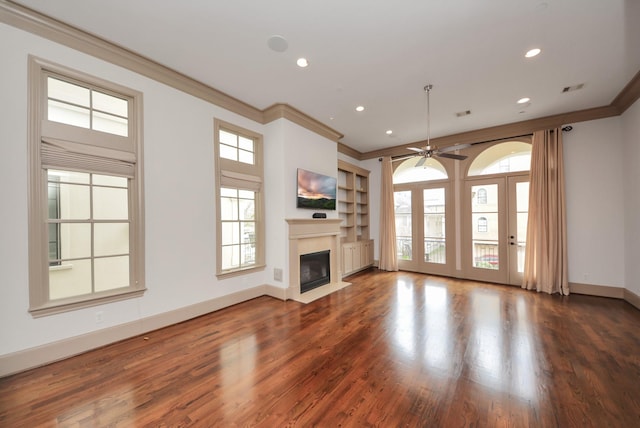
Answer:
[516,181,529,273]
[394,191,412,260]
[472,184,499,270]
[424,188,445,264]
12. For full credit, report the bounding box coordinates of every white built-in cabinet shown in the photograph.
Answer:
[338,160,374,277]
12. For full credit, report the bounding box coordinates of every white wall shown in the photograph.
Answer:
[356,118,631,289]
[1,23,337,358]
[563,117,626,288]
[264,119,338,290]
[1,19,636,363]
[622,98,640,295]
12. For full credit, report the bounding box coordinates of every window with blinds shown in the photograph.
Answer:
[28,57,145,316]
[214,120,265,276]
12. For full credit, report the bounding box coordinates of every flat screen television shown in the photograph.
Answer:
[296,168,337,210]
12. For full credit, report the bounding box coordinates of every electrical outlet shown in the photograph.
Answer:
[95,311,104,324]
[274,268,283,282]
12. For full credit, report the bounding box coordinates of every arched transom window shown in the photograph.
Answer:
[393,157,448,183]
[468,141,531,176]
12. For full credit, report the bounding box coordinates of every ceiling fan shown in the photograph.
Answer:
[401,84,469,166]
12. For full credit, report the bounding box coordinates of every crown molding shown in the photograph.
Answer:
[3,0,638,160]
[1,0,341,137]
[611,69,640,114]
[337,142,362,160]
[262,104,343,142]
[360,104,622,160]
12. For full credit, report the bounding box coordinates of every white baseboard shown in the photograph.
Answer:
[624,288,640,310]
[569,282,625,299]
[0,285,269,378]
[264,284,287,301]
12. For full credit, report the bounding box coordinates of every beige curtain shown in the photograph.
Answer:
[522,128,569,295]
[378,157,398,271]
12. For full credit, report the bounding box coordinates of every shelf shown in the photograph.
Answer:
[338,159,370,244]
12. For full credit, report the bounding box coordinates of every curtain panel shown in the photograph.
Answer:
[378,157,398,271]
[522,128,569,295]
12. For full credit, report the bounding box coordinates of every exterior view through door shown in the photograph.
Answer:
[393,140,532,286]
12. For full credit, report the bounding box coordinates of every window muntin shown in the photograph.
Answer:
[220,188,256,270]
[47,170,130,300]
[47,76,129,137]
[214,120,264,276]
[29,57,144,316]
[219,129,255,164]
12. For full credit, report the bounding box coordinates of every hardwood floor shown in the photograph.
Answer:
[2,269,640,427]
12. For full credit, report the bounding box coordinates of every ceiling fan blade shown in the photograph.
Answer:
[391,154,417,162]
[437,152,468,160]
[407,147,423,153]
[438,143,472,153]
[415,156,427,167]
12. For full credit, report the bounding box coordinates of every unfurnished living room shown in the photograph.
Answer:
[1,0,640,426]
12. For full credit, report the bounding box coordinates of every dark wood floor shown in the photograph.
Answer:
[2,269,640,427]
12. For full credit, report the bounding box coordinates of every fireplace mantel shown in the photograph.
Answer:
[286,219,350,303]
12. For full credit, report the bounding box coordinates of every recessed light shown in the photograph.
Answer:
[296,58,309,67]
[356,106,365,112]
[386,130,393,135]
[525,48,541,58]
[517,97,531,104]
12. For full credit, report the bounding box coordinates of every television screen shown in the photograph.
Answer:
[297,168,337,210]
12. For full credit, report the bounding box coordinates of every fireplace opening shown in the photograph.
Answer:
[300,250,330,293]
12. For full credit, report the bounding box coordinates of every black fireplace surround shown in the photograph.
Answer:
[299,250,330,293]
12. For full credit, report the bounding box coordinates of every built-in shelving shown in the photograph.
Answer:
[338,160,373,276]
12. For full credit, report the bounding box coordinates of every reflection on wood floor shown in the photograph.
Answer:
[2,269,640,426]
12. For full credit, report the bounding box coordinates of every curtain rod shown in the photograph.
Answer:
[378,127,572,161]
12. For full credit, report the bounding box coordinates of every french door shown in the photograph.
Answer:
[394,182,454,277]
[463,174,529,285]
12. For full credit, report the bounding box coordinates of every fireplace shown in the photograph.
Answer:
[286,218,350,303]
[300,250,330,293]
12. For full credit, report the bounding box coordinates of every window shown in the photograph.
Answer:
[477,217,488,233]
[393,157,448,184]
[28,57,144,316]
[477,188,487,204]
[467,141,531,176]
[214,120,265,276]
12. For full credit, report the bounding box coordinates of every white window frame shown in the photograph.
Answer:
[28,56,145,317]
[213,119,265,277]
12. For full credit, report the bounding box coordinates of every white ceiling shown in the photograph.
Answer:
[13,0,640,154]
